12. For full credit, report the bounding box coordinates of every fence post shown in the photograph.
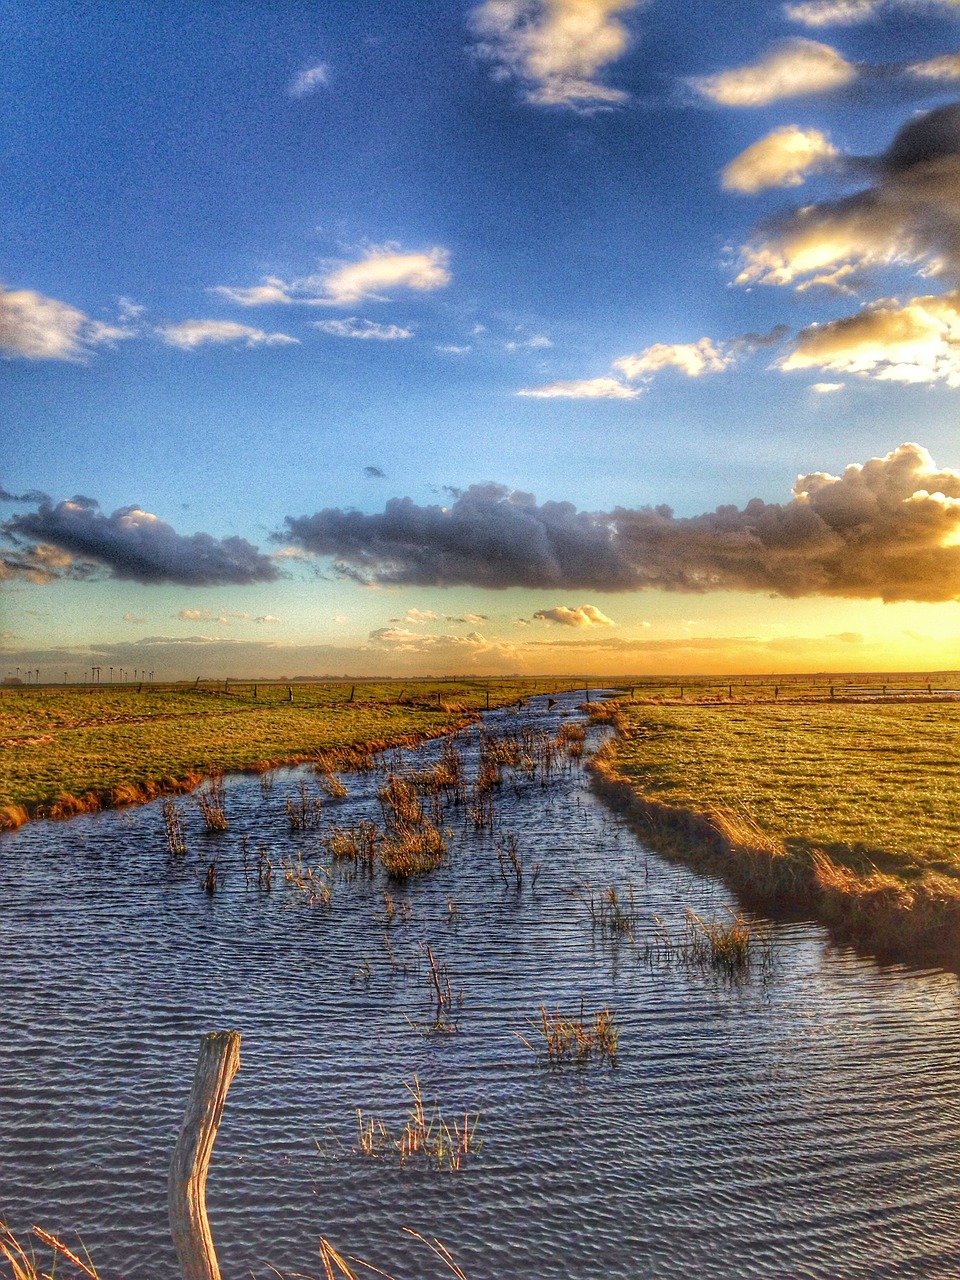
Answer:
[169,1030,241,1280]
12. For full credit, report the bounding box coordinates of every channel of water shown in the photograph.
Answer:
[0,691,958,1279]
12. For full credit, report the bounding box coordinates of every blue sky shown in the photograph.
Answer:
[5,0,960,679]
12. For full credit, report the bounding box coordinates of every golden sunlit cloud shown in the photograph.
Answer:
[613,338,729,379]
[692,38,856,106]
[517,376,640,398]
[722,125,838,193]
[0,285,133,361]
[470,0,639,108]
[533,604,616,626]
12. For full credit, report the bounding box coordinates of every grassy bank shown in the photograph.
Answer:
[590,700,960,964]
[0,679,572,830]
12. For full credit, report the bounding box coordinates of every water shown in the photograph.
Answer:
[0,692,958,1280]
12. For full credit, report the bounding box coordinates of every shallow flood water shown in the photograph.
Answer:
[0,691,958,1280]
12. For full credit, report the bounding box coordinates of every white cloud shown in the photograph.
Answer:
[614,338,729,380]
[312,317,413,340]
[158,320,298,350]
[722,125,838,194]
[332,614,348,624]
[533,604,616,627]
[784,0,879,24]
[470,0,639,110]
[811,380,846,392]
[211,246,451,310]
[122,612,145,623]
[517,375,640,398]
[692,38,856,106]
[0,285,133,361]
[909,53,960,80]
[782,290,960,385]
[177,609,212,621]
[436,344,472,354]
[290,63,330,97]
[401,608,440,624]
[255,614,281,624]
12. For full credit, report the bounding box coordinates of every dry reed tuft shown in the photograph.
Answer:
[517,998,620,1064]
[353,1076,481,1171]
[286,781,323,831]
[640,908,774,974]
[196,771,228,831]
[325,820,377,865]
[160,797,187,856]
[567,878,638,938]
[0,1222,101,1280]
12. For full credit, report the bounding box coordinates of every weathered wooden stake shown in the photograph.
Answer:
[169,1029,241,1280]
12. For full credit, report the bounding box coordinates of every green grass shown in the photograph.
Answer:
[0,679,571,823]
[608,701,960,883]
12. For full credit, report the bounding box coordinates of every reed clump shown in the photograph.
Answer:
[196,771,228,831]
[286,780,323,831]
[568,878,639,938]
[354,1076,481,1171]
[518,998,620,1064]
[281,853,334,907]
[325,820,377,865]
[640,908,773,974]
[160,797,187,856]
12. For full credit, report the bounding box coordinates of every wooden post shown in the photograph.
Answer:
[348,685,355,702]
[288,685,293,702]
[169,1030,241,1280]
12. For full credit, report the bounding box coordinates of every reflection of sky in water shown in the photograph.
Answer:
[0,692,958,1280]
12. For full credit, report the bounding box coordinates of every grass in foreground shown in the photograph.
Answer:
[0,679,571,829]
[591,700,960,961]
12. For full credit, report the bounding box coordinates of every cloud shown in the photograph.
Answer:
[722,126,839,194]
[436,344,472,354]
[364,466,386,478]
[4,498,280,587]
[281,443,960,602]
[692,38,856,106]
[736,103,960,289]
[255,614,281,624]
[469,0,640,109]
[212,246,451,309]
[368,625,518,662]
[811,380,846,391]
[312,317,413,340]
[0,487,50,505]
[533,604,616,626]
[401,608,440,624]
[910,54,960,81]
[290,63,330,97]
[613,338,730,380]
[122,612,145,623]
[0,542,75,585]
[158,320,298,349]
[781,289,960,384]
[0,285,133,361]
[517,376,640,398]
[177,609,211,621]
[784,0,879,24]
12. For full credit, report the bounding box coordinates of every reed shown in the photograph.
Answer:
[378,818,447,879]
[325,820,378,865]
[518,998,620,1064]
[196,771,228,831]
[160,797,187,856]
[640,909,773,973]
[353,1077,481,1171]
[286,781,323,831]
[0,1223,101,1280]
[281,853,334,907]
[320,772,349,799]
[568,878,639,938]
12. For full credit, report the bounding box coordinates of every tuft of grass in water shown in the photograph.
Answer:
[160,796,187,856]
[1,1222,101,1279]
[639,908,773,974]
[378,819,447,879]
[319,772,349,799]
[196,771,228,831]
[353,1076,481,1171]
[567,878,638,938]
[325,820,377,865]
[286,780,323,831]
[518,998,620,1065]
[280,854,333,908]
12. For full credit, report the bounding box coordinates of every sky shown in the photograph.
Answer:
[5,0,960,680]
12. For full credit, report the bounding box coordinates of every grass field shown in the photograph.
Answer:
[592,697,960,961]
[0,678,574,828]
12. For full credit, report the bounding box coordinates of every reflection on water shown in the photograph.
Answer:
[0,693,958,1280]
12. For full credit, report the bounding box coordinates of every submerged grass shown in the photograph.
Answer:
[517,998,620,1064]
[639,909,774,974]
[353,1076,481,1171]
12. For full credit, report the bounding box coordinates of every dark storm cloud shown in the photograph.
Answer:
[4,497,279,587]
[281,443,960,603]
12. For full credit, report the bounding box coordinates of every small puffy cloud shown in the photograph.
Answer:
[364,466,386,478]
[281,443,960,602]
[784,0,879,24]
[0,285,132,361]
[517,376,640,398]
[255,614,281,624]
[177,609,212,621]
[692,39,856,106]
[368,624,518,662]
[811,380,846,392]
[735,103,960,289]
[909,54,960,81]
[209,279,294,307]
[158,320,298,350]
[402,608,440,624]
[312,317,413,340]
[332,614,348,624]
[613,339,729,381]
[4,498,279,587]
[533,604,616,626]
[722,126,838,194]
[436,344,472,354]
[782,290,960,385]
[469,0,640,109]
[290,63,329,97]
[122,612,145,623]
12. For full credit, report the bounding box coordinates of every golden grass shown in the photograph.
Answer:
[591,700,960,964]
[517,998,620,1064]
[354,1077,482,1171]
[0,1223,100,1280]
